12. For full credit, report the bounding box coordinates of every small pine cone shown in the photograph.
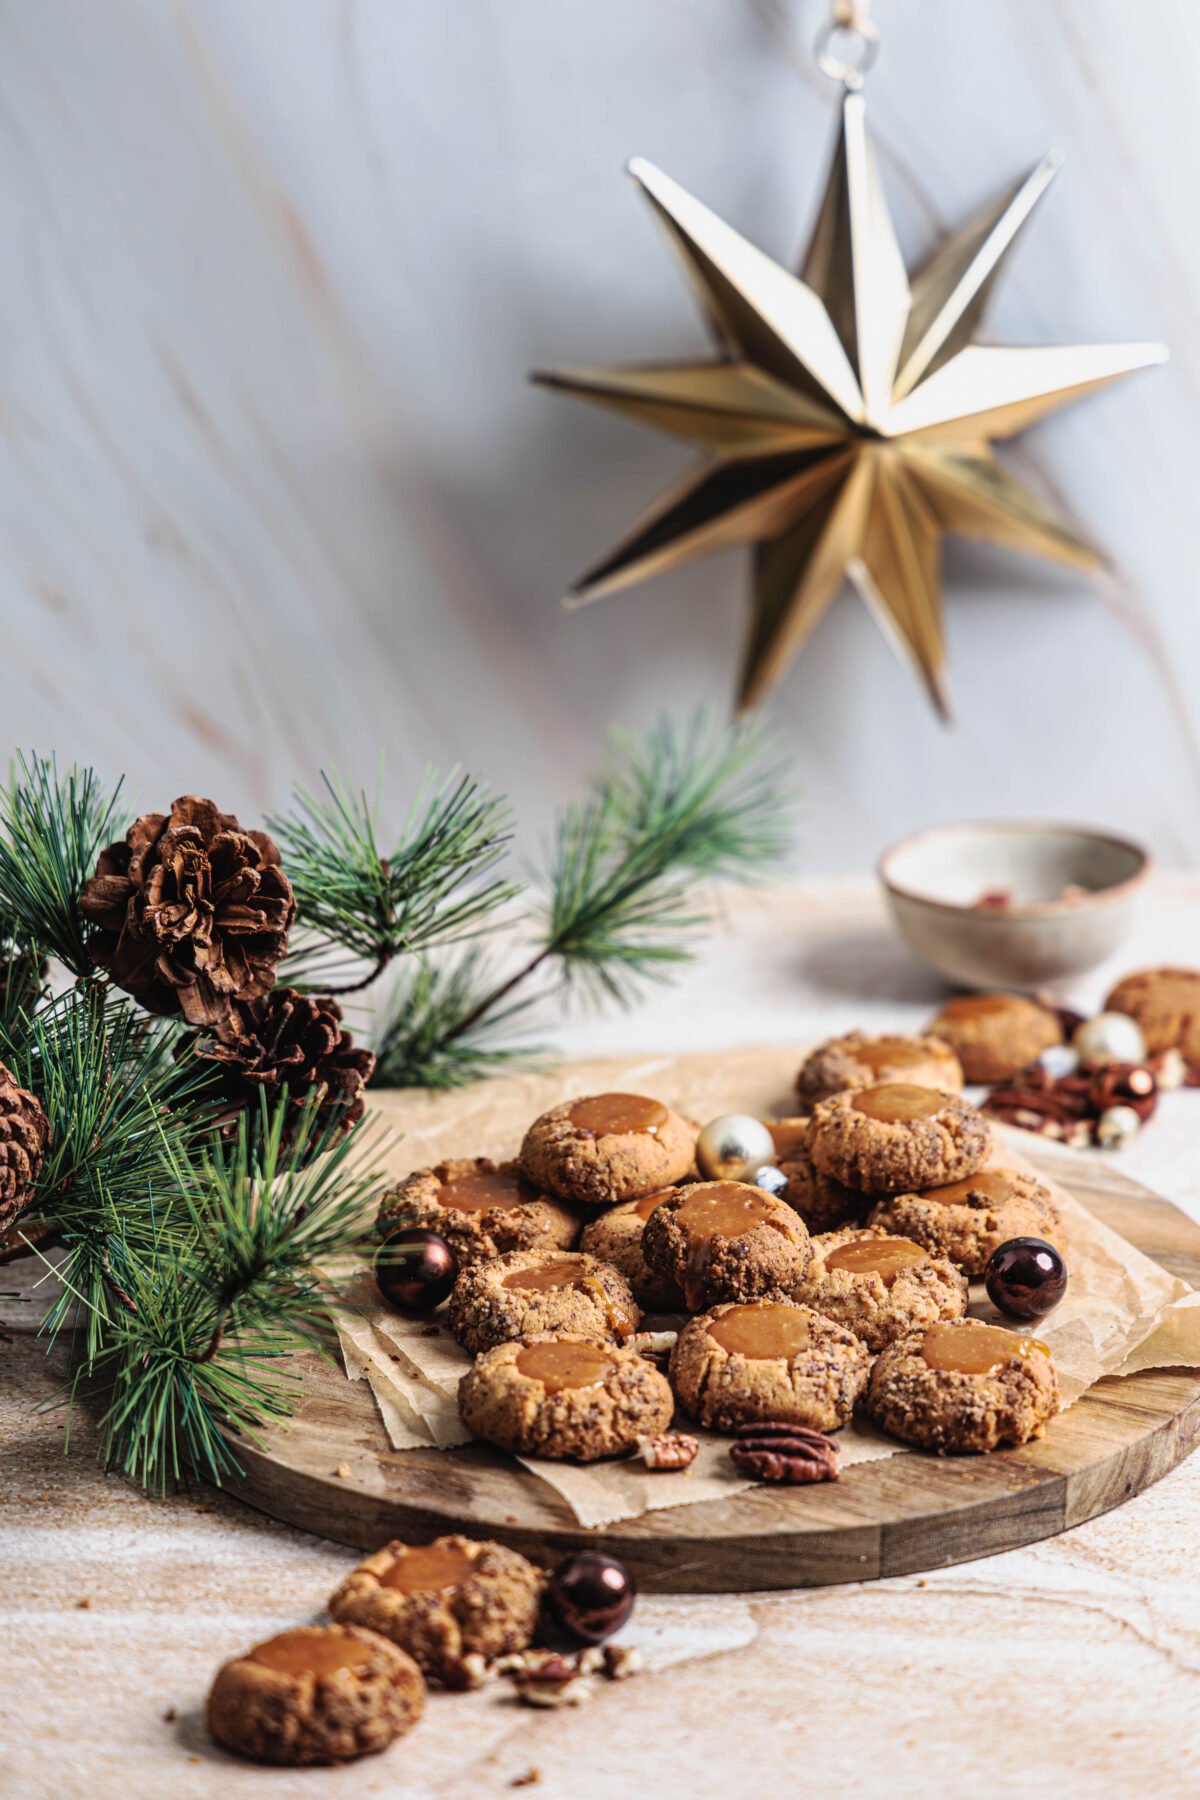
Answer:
[81,797,296,1027]
[0,1061,51,1236]
[196,988,375,1144]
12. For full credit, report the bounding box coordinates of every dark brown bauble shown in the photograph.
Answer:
[375,1227,458,1315]
[1087,1062,1157,1123]
[985,1237,1068,1321]
[547,1552,636,1645]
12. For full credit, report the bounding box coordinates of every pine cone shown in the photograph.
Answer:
[197,988,376,1144]
[0,1061,50,1236]
[81,797,296,1027]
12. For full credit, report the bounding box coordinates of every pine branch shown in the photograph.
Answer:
[0,753,126,977]
[270,770,520,993]
[63,1099,391,1495]
[371,950,547,1090]
[372,713,795,1083]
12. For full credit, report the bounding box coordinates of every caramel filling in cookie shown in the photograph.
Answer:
[633,1188,675,1220]
[920,1321,1049,1375]
[938,995,1017,1019]
[437,1168,540,1212]
[709,1302,811,1359]
[676,1184,787,1310]
[568,1094,669,1138]
[921,1170,1020,1206]
[853,1040,939,1071]
[824,1235,929,1285]
[249,1631,375,1678]
[504,1259,589,1292]
[854,1084,946,1123]
[515,1339,616,1392]
[380,1543,477,1593]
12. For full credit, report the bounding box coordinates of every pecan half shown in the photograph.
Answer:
[729,1421,839,1484]
[638,1431,699,1471]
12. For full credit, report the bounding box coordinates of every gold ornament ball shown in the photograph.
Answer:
[695,1114,776,1183]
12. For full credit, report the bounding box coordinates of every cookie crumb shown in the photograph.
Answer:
[76,1598,92,1610]
[162,1706,177,1723]
[334,1462,351,1479]
[512,1771,541,1789]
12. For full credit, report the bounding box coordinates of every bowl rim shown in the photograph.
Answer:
[877,819,1152,921]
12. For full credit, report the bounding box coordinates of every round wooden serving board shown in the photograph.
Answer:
[221,1052,1200,1591]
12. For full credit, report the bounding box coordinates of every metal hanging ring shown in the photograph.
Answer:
[814,19,880,89]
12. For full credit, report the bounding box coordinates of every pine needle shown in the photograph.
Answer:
[0,753,126,976]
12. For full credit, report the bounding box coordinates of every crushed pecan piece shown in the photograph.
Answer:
[601,1644,644,1680]
[512,1652,593,1708]
[729,1421,839,1484]
[638,1430,699,1471]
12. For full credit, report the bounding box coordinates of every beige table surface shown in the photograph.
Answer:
[5,877,1200,1799]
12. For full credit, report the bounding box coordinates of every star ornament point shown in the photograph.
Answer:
[537,93,1166,716]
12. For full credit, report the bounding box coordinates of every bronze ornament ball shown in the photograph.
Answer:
[547,1551,636,1645]
[374,1226,458,1315]
[985,1237,1068,1321]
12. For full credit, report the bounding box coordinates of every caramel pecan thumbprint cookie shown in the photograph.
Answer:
[868,1167,1064,1277]
[805,1085,990,1196]
[925,994,1062,1084]
[376,1157,579,1267]
[866,1318,1060,1453]
[329,1536,542,1688]
[519,1093,696,1208]
[579,1187,685,1311]
[207,1625,425,1766]
[447,1249,640,1356]
[641,1180,812,1314]
[458,1334,673,1461]
[670,1299,869,1434]
[795,1032,963,1106]
[790,1225,967,1352]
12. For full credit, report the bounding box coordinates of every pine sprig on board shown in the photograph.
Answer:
[61,1100,390,1496]
[269,770,520,994]
[373,714,794,1085]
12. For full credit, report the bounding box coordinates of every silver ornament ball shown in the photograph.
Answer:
[1096,1103,1141,1150]
[1037,1043,1080,1080]
[695,1113,776,1183]
[1072,1012,1146,1069]
[750,1164,789,1201]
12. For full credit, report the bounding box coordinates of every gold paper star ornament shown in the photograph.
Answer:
[535,93,1166,716]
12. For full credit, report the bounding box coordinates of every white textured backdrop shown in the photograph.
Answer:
[3,0,1199,868]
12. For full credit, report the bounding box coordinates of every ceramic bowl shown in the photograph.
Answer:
[878,822,1150,990]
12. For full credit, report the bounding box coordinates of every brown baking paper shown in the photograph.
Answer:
[325,1046,1200,1529]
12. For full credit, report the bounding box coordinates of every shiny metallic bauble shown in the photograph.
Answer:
[750,1164,789,1201]
[695,1113,777,1183]
[1096,1103,1141,1150]
[1072,1012,1146,1069]
[1037,1043,1080,1080]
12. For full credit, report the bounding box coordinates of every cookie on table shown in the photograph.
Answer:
[207,1625,424,1766]
[579,1188,685,1311]
[806,1084,990,1196]
[447,1249,640,1356]
[1105,968,1200,1073]
[670,1299,869,1434]
[458,1332,673,1461]
[376,1157,579,1267]
[866,1318,1060,1453]
[328,1536,542,1688]
[789,1224,968,1352]
[767,1118,867,1234]
[868,1168,1063,1277]
[641,1179,812,1314]
[795,1032,963,1106]
[519,1092,696,1208]
[925,994,1062,1083]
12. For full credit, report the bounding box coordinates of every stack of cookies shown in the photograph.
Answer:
[377,1050,1067,1466]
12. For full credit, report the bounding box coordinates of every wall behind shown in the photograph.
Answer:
[3,0,1198,868]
